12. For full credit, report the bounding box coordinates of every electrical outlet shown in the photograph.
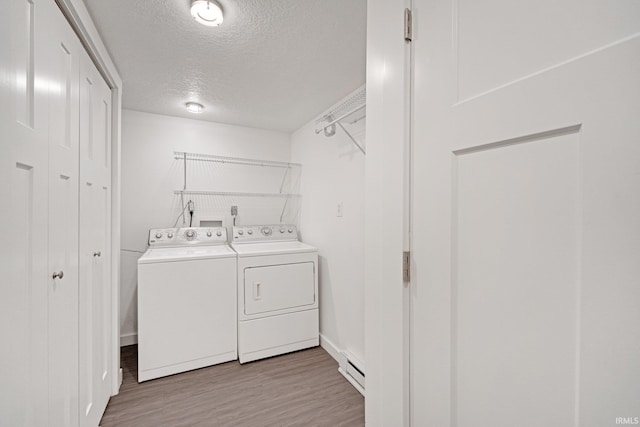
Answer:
[231,205,238,216]
[337,202,343,217]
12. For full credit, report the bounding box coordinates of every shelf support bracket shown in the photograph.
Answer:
[337,122,366,155]
[279,165,290,194]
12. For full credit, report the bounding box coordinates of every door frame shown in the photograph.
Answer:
[55,0,123,395]
[364,0,413,425]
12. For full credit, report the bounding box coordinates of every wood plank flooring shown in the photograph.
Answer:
[100,345,364,427]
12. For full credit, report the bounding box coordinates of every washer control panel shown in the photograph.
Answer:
[232,224,298,242]
[148,227,227,247]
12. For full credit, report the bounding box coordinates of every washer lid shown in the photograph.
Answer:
[138,245,236,263]
[231,241,317,257]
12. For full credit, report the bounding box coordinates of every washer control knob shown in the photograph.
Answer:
[167,233,174,238]
[280,228,285,233]
[261,227,272,236]
[185,230,195,239]
[288,228,293,233]
[216,231,222,237]
[155,232,162,239]
[238,230,244,235]
[247,229,253,235]
[206,231,212,237]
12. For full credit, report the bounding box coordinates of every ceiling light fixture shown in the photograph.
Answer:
[191,0,224,27]
[185,102,204,114]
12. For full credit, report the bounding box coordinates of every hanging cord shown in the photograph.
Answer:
[230,205,238,227]
[188,200,195,227]
[172,199,194,228]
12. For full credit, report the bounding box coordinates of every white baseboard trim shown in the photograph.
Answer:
[120,332,138,347]
[339,366,365,395]
[319,333,342,364]
[319,334,365,396]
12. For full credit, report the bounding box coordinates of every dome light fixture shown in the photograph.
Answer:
[191,0,224,27]
[185,102,204,114]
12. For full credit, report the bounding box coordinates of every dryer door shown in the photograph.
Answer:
[244,262,315,315]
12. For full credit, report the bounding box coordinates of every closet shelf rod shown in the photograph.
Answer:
[314,103,366,134]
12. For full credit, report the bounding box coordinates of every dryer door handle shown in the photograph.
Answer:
[253,282,261,300]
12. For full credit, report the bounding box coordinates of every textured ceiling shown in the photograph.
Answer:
[83,0,367,132]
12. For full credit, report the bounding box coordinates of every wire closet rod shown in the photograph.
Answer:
[174,152,301,169]
[314,103,366,134]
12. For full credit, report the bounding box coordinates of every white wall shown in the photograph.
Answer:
[290,109,365,367]
[119,109,291,344]
[120,106,366,365]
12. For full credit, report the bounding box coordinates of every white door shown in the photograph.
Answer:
[0,1,50,424]
[79,50,112,427]
[410,1,640,426]
[1,1,84,424]
[46,2,81,426]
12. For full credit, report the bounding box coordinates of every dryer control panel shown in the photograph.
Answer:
[148,227,228,247]
[232,224,298,243]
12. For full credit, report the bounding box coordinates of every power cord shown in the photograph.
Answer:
[172,199,194,228]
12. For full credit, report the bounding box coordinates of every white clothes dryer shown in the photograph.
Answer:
[231,224,319,363]
[137,227,237,382]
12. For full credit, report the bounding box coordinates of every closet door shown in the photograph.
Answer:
[0,0,50,425]
[46,2,81,425]
[79,51,113,427]
[1,0,83,425]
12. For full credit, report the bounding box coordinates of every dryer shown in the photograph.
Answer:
[137,227,237,382]
[231,224,319,363]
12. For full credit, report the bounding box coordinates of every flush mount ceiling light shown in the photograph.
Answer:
[185,102,204,114]
[191,0,224,27]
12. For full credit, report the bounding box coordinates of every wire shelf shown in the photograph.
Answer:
[314,85,366,155]
[174,190,301,198]
[315,86,366,125]
[174,152,302,169]
[173,152,302,225]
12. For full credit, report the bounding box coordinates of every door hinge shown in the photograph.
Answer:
[404,8,412,42]
[403,251,411,282]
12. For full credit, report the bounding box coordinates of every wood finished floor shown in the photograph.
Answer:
[100,345,364,427]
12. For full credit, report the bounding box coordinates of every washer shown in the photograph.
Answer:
[137,227,237,382]
[231,224,319,363]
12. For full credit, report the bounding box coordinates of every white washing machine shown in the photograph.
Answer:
[231,224,319,363]
[137,227,237,382]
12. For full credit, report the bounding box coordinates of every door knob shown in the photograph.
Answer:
[93,251,101,257]
[52,271,64,279]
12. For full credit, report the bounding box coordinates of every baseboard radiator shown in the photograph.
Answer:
[338,351,365,395]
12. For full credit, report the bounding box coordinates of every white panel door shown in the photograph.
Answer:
[45,2,81,426]
[410,1,640,426]
[0,1,49,424]
[1,1,83,424]
[79,50,112,427]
